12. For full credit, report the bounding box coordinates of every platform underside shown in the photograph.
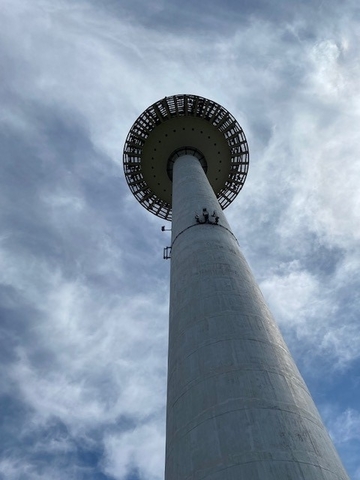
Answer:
[123,94,249,220]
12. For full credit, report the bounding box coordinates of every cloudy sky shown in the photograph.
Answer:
[1,0,360,478]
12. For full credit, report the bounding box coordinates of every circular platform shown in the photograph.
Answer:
[123,94,249,220]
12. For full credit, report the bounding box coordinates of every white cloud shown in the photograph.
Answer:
[5,269,168,428]
[103,422,165,480]
[259,258,360,370]
[311,40,344,96]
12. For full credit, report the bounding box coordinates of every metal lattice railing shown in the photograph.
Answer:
[123,94,249,220]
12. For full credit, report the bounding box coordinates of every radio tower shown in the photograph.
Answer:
[123,94,349,480]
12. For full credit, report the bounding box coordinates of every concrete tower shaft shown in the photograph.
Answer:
[167,154,349,480]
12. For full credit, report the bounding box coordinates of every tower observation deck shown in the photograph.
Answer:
[123,94,249,220]
[123,94,349,480]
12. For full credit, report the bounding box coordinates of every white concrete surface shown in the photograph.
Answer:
[165,154,349,480]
